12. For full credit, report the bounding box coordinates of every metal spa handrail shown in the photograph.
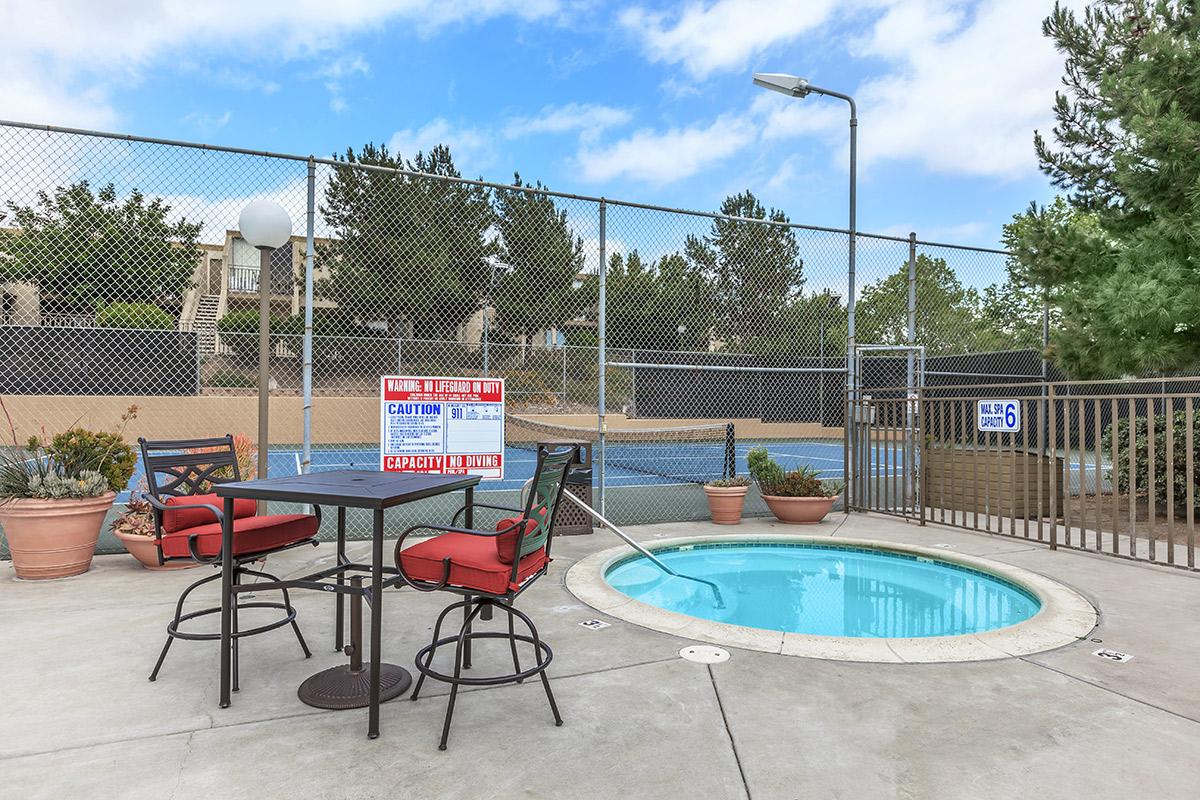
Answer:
[562,489,726,609]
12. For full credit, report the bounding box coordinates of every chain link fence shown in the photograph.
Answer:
[0,119,1031,553]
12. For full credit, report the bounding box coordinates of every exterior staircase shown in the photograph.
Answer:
[192,294,221,354]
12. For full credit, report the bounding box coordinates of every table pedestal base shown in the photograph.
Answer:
[297,663,411,710]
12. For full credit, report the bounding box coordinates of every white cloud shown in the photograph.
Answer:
[577,116,756,184]
[388,119,492,170]
[182,110,233,134]
[847,0,1082,178]
[620,0,838,79]
[503,103,633,141]
[318,54,370,112]
[0,0,558,129]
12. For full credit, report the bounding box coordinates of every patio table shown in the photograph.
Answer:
[214,469,481,738]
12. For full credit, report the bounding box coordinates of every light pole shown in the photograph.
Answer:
[238,199,293,481]
[676,324,687,352]
[754,72,857,501]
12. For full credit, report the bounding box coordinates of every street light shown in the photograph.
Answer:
[238,199,293,481]
[754,71,858,499]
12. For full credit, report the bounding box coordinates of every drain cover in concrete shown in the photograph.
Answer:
[679,645,730,664]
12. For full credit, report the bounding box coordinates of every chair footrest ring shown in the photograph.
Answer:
[165,601,298,642]
[414,631,553,687]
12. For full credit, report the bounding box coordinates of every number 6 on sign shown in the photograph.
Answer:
[977,399,1021,433]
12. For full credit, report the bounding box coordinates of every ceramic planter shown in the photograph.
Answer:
[703,485,749,525]
[761,494,839,525]
[0,492,116,579]
[112,529,199,571]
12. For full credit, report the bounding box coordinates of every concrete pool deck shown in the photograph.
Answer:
[3,511,1199,799]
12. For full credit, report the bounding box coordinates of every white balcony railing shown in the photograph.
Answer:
[228,265,259,293]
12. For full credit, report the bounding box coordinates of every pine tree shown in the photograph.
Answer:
[491,175,585,363]
[1007,1,1200,377]
[315,143,493,340]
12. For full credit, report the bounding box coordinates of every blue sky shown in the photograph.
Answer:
[3,0,1075,250]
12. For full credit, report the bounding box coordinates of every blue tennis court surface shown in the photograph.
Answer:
[120,440,896,503]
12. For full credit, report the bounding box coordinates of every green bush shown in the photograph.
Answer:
[1103,411,1199,513]
[747,446,837,498]
[97,302,173,330]
[46,427,136,493]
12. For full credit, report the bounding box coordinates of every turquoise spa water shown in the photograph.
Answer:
[605,543,1040,637]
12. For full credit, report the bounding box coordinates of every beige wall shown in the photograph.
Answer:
[1,396,842,446]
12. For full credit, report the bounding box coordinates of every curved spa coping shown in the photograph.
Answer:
[565,534,1097,663]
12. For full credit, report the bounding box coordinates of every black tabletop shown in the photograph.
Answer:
[214,469,481,510]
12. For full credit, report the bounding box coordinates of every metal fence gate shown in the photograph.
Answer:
[848,378,1200,573]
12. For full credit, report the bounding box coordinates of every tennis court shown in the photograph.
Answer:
[119,438,897,503]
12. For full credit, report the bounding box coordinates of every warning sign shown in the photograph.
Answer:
[379,376,505,479]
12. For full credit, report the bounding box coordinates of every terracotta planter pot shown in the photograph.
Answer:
[113,529,200,571]
[761,494,839,525]
[0,492,115,579]
[703,485,749,525]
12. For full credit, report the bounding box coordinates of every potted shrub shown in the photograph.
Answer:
[109,488,195,570]
[747,446,841,525]
[703,476,751,525]
[0,405,138,579]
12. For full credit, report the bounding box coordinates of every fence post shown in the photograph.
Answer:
[1048,383,1058,550]
[597,199,607,519]
[302,157,315,474]
[906,232,916,390]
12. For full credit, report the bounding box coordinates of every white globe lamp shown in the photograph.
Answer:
[239,199,292,250]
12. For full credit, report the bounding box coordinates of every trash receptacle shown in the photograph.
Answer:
[538,440,593,536]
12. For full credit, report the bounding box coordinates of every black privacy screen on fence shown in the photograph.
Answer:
[0,326,199,395]
[627,348,1050,423]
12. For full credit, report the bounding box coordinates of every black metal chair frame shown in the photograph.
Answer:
[393,445,576,750]
[138,435,321,688]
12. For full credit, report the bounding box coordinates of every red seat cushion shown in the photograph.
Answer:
[160,514,319,559]
[400,532,548,594]
[161,493,256,533]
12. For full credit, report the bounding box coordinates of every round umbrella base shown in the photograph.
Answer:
[297,663,412,710]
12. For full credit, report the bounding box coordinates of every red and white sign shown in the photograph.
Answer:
[379,376,505,479]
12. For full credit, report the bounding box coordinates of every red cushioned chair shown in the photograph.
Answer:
[395,445,576,750]
[138,435,321,688]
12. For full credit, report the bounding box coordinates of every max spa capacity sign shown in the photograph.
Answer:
[976,399,1021,433]
[379,376,505,479]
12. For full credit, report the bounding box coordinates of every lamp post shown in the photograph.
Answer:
[238,199,293,481]
[754,72,857,500]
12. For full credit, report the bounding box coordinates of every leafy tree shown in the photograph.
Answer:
[492,175,585,362]
[856,255,1040,355]
[315,143,493,340]
[601,250,716,353]
[1005,1,1200,377]
[684,191,803,352]
[1,181,200,314]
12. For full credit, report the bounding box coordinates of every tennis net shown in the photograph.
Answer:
[505,415,735,485]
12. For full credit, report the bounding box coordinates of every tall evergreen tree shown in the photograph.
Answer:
[602,250,716,352]
[315,143,493,340]
[491,175,585,362]
[1006,1,1200,377]
[684,191,803,352]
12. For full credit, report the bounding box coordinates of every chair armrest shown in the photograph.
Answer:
[141,493,226,524]
[450,502,525,528]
